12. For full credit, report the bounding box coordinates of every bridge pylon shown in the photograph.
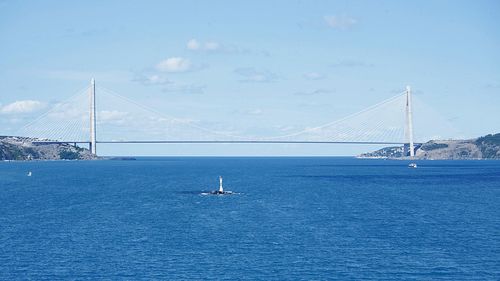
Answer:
[405,85,415,157]
[89,78,97,155]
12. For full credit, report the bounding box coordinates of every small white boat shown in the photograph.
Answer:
[408,163,417,168]
[27,171,32,176]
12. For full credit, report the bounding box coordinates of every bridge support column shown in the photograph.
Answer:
[89,78,97,155]
[405,86,415,157]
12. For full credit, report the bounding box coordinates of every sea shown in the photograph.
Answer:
[0,157,499,280]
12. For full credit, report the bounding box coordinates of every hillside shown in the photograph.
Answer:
[359,133,500,160]
[0,136,98,160]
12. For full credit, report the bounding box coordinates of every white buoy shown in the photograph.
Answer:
[27,171,32,177]
[219,176,224,193]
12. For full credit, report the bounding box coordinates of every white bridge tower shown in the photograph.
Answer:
[89,78,97,155]
[405,85,415,157]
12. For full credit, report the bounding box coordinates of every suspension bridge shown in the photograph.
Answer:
[17,79,433,156]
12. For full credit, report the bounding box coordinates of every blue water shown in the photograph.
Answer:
[0,157,499,280]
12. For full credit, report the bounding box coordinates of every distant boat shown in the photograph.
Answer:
[27,171,32,176]
[408,163,417,168]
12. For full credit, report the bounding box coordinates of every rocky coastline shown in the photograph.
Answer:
[358,133,500,160]
[0,136,98,160]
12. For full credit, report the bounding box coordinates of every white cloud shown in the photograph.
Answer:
[97,110,130,125]
[0,100,46,114]
[303,72,326,80]
[274,125,295,132]
[187,39,200,50]
[330,59,374,67]
[47,103,82,119]
[204,41,220,51]
[234,67,279,83]
[161,83,206,94]
[134,74,171,85]
[147,75,170,84]
[98,110,129,122]
[156,57,192,72]
[132,73,205,93]
[294,89,334,96]
[185,38,269,56]
[186,39,221,52]
[324,15,357,30]
[246,109,263,115]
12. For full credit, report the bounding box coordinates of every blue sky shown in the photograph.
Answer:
[1,0,499,156]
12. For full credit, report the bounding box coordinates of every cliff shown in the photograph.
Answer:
[0,136,98,160]
[359,133,500,160]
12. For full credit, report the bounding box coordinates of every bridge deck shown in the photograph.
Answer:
[32,140,409,145]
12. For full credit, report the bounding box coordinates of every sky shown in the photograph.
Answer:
[0,0,499,156]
